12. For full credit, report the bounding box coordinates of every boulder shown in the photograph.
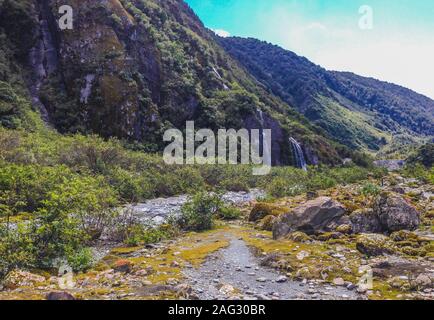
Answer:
[249,203,288,222]
[46,291,76,300]
[272,197,346,239]
[112,259,132,273]
[373,192,420,232]
[3,270,46,290]
[356,234,397,256]
[336,224,352,234]
[257,215,276,231]
[285,231,312,243]
[350,209,382,234]
[413,274,433,290]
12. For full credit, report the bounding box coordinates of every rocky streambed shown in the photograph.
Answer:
[184,236,360,300]
[127,189,265,225]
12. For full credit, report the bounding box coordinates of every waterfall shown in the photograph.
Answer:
[289,137,308,171]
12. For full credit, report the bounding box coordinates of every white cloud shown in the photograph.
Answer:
[212,28,231,38]
[254,6,434,99]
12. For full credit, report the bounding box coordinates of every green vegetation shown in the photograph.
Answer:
[407,143,434,168]
[360,182,381,198]
[264,165,386,198]
[178,192,224,231]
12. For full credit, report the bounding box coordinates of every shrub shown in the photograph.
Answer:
[123,223,180,247]
[266,177,305,198]
[0,224,35,279]
[59,135,127,174]
[360,182,381,197]
[66,247,94,272]
[403,164,434,184]
[407,143,434,168]
[178,192,223,231]
[218,206,242,220]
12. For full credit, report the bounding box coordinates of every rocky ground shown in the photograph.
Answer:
[0,174,432,300]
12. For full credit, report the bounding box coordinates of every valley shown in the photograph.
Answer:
[0,0,433,302]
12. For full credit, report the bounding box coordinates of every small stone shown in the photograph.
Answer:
[296,251,310,261]
[414,274,432,289]
[256,277,267,283]
[219,284,235,295]
[276,276,288,283]
[171,261,180,267]
[346,283,356,290]
[333,278,345,286]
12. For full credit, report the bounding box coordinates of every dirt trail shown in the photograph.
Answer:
[184,236,361,300]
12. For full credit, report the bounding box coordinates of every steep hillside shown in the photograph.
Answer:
[0,0,353,166]
[220,37,434,152]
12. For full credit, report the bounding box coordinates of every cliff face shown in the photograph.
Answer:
[0,0,352,165]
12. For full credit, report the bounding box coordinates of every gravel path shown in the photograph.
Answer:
[184,236,361,300]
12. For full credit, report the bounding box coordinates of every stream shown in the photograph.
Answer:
[129,189,265,224]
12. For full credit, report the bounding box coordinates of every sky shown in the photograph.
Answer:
[185,0,434,99]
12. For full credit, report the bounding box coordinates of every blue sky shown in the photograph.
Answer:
[186,0,434,99]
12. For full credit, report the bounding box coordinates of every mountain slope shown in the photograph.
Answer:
[220,37,434,152]
[0,0,357,166]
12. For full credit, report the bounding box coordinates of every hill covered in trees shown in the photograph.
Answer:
[0,0,356,167]
[220,37,434,152]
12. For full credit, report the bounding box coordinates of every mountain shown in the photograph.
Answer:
[220,37,434,153]
[0,0,358,167]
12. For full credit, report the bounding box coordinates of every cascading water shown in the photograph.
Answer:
[289,137,308,171]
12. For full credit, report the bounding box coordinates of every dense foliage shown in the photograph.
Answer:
[407,143,434,168]
[0,127,383,277]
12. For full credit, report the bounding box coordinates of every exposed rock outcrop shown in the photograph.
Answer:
[272,197,346,239]
[350,209,382,234]
[373,192,421,232]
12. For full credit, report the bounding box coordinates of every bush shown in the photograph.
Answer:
[218,206,242,220]
[0,224,35,279]
[403,164,434,184]
[178,192,223,231]
[266,177,304,198]
[0,163,119,273]
[360,182,381,197]
[407,143,434,168]
[123,223,180,247]
[66,247,94,272]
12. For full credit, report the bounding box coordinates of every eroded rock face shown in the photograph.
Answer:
[272,197,346,239]
[373,193,420,232]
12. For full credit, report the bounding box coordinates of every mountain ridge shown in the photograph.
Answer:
[220,36,434,153]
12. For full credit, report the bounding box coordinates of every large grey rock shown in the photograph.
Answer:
[272,197,346,239]
[373,193,420,232]
[350,209,382,233]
